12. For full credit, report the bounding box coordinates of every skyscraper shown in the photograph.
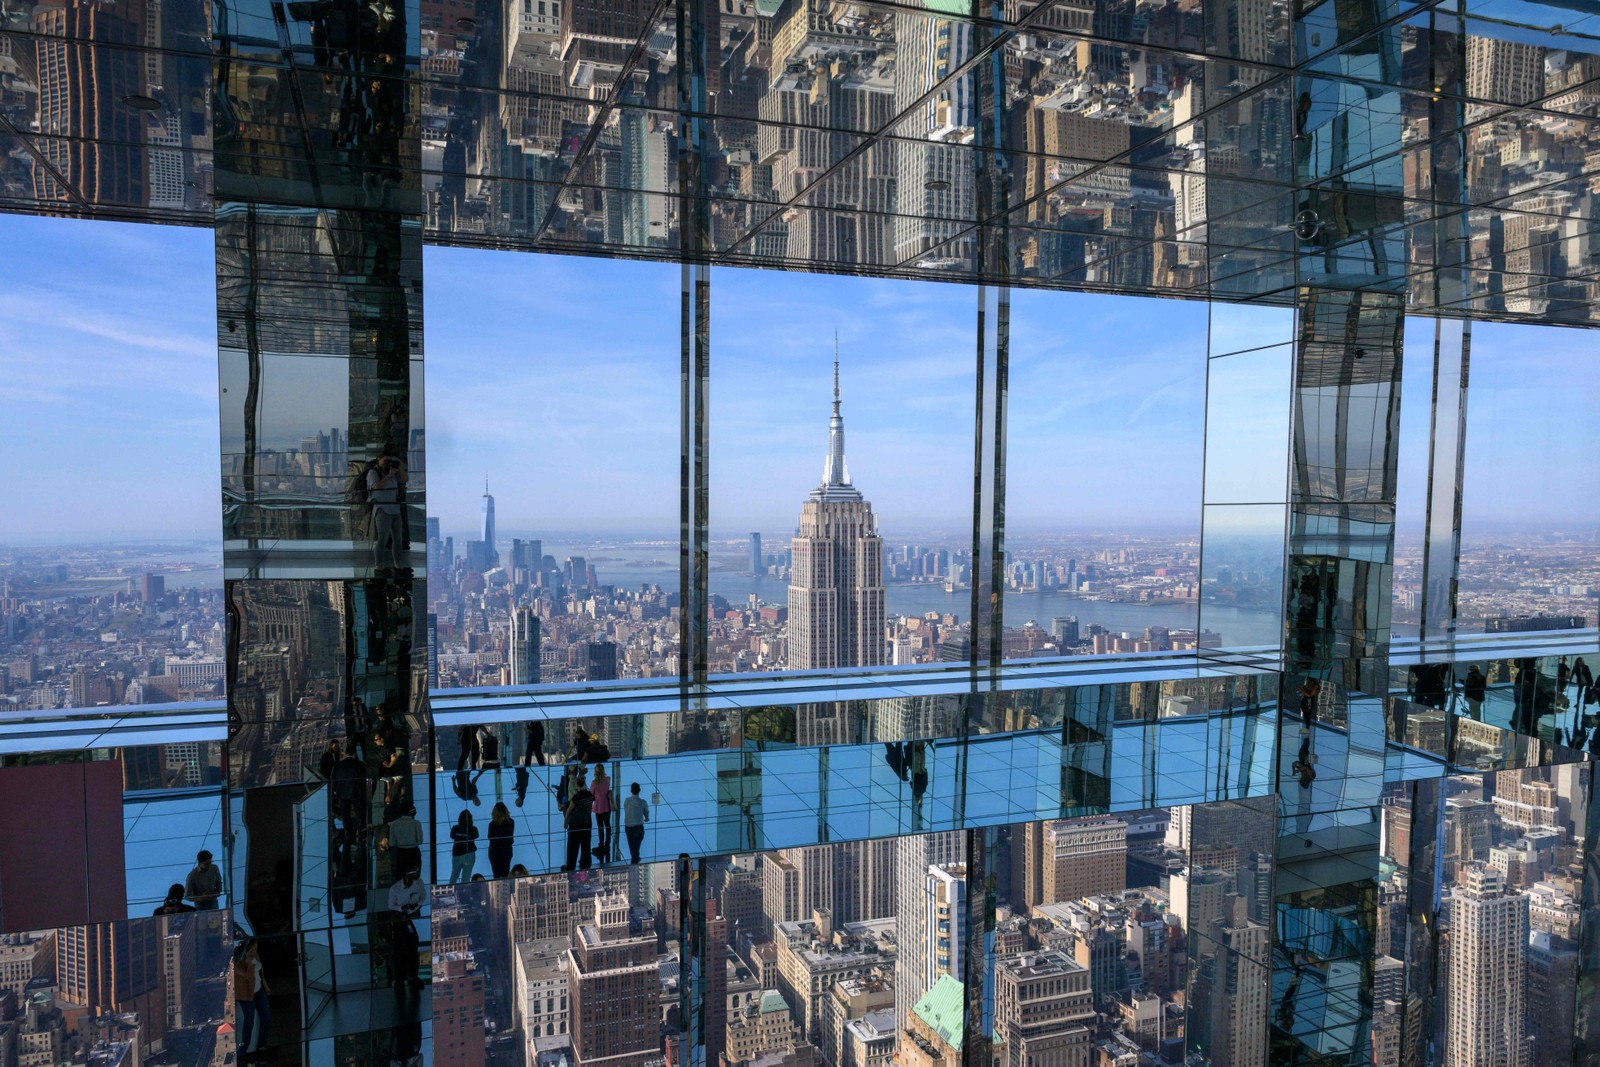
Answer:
[510,605,541,686]
[895,831,963,1032]
[586,641,618,682]
[1446,864,1531,1067]
[787,352,886,672]
[750,532,763,576]
[435,952,488,1067]
[479,479,498,564]
[992,951,1095,1067]
[923,864,966,995]
[1042,818,1127,905]
[567,894,661,1067]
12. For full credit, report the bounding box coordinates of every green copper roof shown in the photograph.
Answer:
[921,0,971,13]
[912,975,965,1050]
[760,991,788,1014]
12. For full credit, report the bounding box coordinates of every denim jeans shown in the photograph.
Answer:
[450,852,475,884]
[237,990,269,1053]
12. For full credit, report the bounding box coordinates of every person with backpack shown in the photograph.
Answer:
[561,770,595,872]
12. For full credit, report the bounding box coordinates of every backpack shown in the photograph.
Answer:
[564,791,592,831]
[231,956,253,997]
[589,741,610,764]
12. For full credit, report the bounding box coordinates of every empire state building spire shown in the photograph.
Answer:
[814,333,862,502]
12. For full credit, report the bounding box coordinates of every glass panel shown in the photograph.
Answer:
[1200,504,1287,654]
[1203,344,1292,505]
[1004,291,1206,661]
[423,250,681,691]
[708,267,975,677]
[0,215,223,715]
[1459,322,1600,636]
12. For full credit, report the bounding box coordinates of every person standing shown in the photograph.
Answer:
[233,940,270,1062]
[622,782,649,864]
[449,811,479,884]
[590,765,613,863]
[387,806,424,878]
[487,802,515,878]
[561,771,594,872]
[185,850,222,909]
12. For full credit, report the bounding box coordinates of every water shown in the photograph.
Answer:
[530,541,1284,648]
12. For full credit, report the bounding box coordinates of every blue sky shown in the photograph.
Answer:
[0,215,220,543]
[2,214,1597,545]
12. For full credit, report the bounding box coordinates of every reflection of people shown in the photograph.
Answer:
[623,782,649,864]
[379,749,410,822]
[232,940,270,1062]
[318,739,341,781]
[1297,679,1321,726]
[1513,659,1539,733]
[330,746,368,829]
[367,452,408,571]
[562,771,595,872]
[1463,666,1487,720]
[388,805,423,877]
[456,724,481,775]
[522,720,546,767]
[186,850,222,909]
[387,868,425,917]
[1574,657,1595,718]
[908,741,928,799]
[154,884,196,915]
[1291,759,1316,840]
[449,812,479,884]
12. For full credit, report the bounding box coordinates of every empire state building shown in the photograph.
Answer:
[787,355,886,670]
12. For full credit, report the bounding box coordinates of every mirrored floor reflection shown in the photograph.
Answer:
[124,788,228,917]
[408,714,1280,882]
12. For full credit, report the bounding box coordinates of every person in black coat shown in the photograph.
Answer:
[487,802,516,878]
[561,771,595,872]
